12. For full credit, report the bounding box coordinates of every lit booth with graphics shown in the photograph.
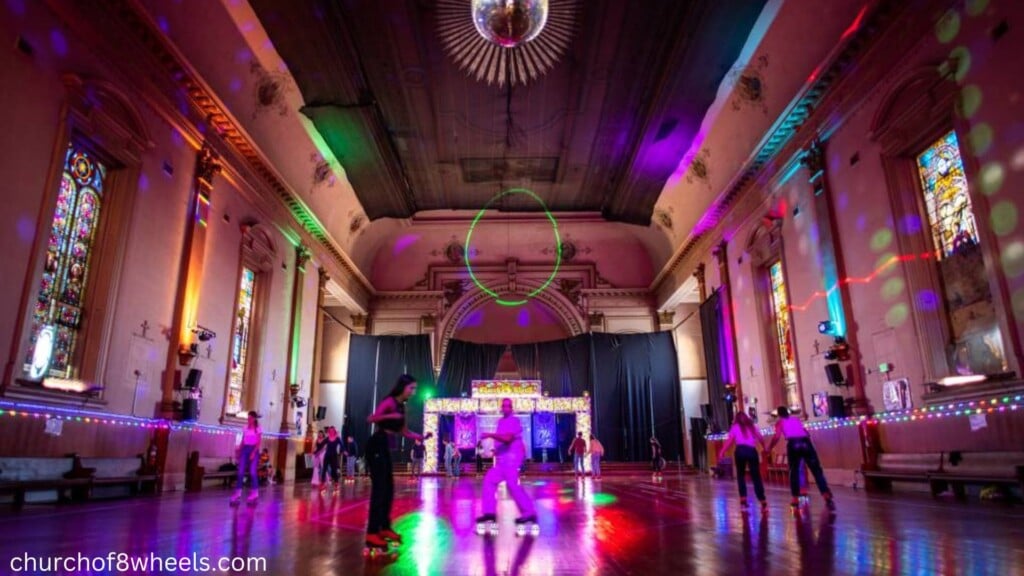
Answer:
[423,380,592,474]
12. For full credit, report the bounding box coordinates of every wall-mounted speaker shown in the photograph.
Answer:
[185,368,202,389]
[827,395,846,419]
[824,363,845,386]
[182,398,199,421]
[315,406,327,421]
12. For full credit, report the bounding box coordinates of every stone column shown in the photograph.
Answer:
[160,144,221,418]
[714,242,742,412]
[305,268,329,453]
[276,245,309,481]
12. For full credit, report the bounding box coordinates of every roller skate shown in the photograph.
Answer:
[380,529,403,546]
[739,497,750,514]
[824,493,837,514]
[475,514,498,536]
[790,497,807,516]
[514,516,540,537]
[229,491,242,506]
[362,534,397,559]
[760,500,769,514]
[246,493,259,506]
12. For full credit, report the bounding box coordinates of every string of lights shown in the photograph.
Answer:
[706,395,1023,441]
[0,400,292,438]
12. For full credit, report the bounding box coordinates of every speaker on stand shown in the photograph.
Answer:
[827,395,846,419]
[182,398,199,421]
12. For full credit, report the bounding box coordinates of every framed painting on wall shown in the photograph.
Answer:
[882,378,912,412]
[811,392,829,418]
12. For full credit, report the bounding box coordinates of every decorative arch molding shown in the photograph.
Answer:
[240,223,278,273]
[869,64,958,154]
[62,74,154,163]
[436,282,586,366]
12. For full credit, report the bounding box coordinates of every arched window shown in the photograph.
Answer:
[13,76,151,392]
[224,224,275,418]
[872,67,1014,379]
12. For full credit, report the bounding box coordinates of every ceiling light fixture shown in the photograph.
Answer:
[438,0,578,87]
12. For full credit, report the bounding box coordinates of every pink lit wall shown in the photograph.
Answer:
[452,299,571,345]
[0,1,319,460]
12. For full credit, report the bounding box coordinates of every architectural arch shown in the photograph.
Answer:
[437,282,586,366]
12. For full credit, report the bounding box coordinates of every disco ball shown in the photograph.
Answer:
[472,0,549,48]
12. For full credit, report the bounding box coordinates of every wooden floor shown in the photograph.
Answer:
[1,474,1022,575]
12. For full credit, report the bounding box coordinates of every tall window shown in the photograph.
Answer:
[915,130,1005,373]
[25,144,107,379]
[916,131,978,259]
[227,267,257,416]
[768,260,799,408]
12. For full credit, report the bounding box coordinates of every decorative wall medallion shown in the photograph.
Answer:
[250,62,291,118]
[729,54,769,114]
[431,236,479,262]
[351,314,368,329]
[443,279,468,308]
[685,149,711,185]
[658,310,674,326]
[540,236,590,261]
[349,214,365,234]
[310,153,337,189]
[558,278,582,307]
[654,208,674,231]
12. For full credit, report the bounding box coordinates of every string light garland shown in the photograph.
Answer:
[0,400,291,438]
[706,395,1023,441]
[465,188,561,307]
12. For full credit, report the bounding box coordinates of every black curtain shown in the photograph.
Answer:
[343,334,435,459]
[342,334,380,452]
[589,332,681,462]
[510,343,538,380]
[437,339,505,397]
[700,289,729,434]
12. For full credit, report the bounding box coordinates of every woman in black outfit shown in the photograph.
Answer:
[364,374,428,552]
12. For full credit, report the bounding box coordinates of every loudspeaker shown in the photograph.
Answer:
[700,403,714,422]
[185,368,202,389]
[315,406,327,421]
[182,398,199,421]
[827,395,846,419]
[824,363,845,386]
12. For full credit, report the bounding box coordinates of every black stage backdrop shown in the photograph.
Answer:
[447,332,681,462]
[343,334,435,459]
[437,339,505,397]
[700,289,730,434]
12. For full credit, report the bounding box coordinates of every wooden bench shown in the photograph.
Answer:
[862,452,943,492]
[0,457,92,510]
[185,451,235,492]
[80,457,158,499]
[927,451,1024,500]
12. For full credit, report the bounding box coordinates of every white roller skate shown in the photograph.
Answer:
[475,514,498,536]
[514,516,540,537]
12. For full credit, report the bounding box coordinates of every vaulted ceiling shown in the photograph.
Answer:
[249,0,767,225]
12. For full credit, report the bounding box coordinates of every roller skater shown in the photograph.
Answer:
[767,406,836,514]
[363,374,430,557]
[650,436,664,479]
[477,398,538,536]
[717,411,768,513]
[229,411,261,506]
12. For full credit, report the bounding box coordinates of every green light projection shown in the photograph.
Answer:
[464,188,561,307]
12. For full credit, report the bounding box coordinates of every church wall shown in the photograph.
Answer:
[0,1,319,480]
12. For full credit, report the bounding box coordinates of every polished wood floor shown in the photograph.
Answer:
[1,473,1022,575]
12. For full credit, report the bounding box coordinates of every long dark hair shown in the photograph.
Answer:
[387,374,417,400]
[734,411,756,435]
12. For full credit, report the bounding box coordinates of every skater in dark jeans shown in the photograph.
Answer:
[321,427,342,489]
[230,411,261,505]
[650,436,664,474]
[364,374,428,552]
[767,406,835,511]
[717,411,767,511]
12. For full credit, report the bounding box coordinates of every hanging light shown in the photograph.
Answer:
[472,0,549,48]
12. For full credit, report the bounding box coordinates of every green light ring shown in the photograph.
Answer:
[464,188,561,307]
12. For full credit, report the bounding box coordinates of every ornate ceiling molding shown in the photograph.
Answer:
[650,0,918,299]
[61,0,373,306]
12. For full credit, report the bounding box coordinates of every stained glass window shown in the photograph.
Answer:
[25,144,107,379]
[769,261,798,406]
[916,131,978,260]
[227,267,257,415]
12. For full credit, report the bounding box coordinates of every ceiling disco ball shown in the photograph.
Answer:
[472,0,549,48]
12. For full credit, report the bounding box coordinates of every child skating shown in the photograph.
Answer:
[230,411,262,506]
[476,398,538,536]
